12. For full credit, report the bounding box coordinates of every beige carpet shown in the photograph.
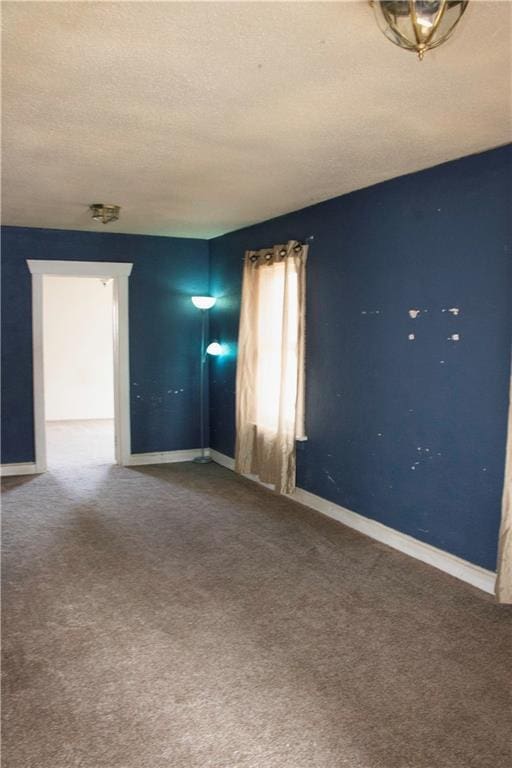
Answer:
[2,424,511,768]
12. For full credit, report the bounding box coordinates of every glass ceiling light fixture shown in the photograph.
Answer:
[371,1,469,60]
[90,203,121,224]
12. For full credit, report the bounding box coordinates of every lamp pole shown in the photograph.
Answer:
[191,296,216,463]
[194,308,210,463]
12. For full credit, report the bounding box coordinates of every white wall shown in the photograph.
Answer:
[43,276,114,421]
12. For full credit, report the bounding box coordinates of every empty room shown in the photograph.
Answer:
[1,2,511,767]
[43,275,116,468]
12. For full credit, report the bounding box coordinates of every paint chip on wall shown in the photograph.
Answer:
[408,333,415,340]
[408,309,420,319]
[442,307,460,315]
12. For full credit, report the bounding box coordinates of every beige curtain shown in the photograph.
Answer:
[235,240,307,494]
[496,376,512,603]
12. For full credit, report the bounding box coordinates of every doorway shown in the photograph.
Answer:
[27,260,133,472]
[43,275,115,468]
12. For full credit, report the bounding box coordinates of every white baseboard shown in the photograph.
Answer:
[209,450,496,595]
[127,448,208,466]
[209,450,235,470]
[0,462,38,477]
[292,487,496,595]
[1,451,209,474]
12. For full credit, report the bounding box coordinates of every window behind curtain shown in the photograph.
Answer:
[235,241,307,494]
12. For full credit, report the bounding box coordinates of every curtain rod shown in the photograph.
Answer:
[245,235,314,259]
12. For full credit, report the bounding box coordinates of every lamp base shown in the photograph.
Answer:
[193,456,212,464]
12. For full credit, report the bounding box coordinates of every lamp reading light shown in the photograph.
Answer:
[191,296,216,310]
[206,342,223,356]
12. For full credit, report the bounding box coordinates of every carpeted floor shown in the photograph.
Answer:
[45,418,115,468]
[2,423,511,768]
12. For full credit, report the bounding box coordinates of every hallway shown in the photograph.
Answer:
[46,419,115,469]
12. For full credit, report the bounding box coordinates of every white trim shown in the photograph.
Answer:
[0,462,38,477]
[209,450,496,595]
[209,449,235,470]
[31,273,46,472]
[112,275,131,465]
[127,449,209,466]
[26,260,133,471]
[292,487,496,595]
[27,260,132,278]
[209,449,277,488]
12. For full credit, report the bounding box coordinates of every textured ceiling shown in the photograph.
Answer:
[2,1,511,238]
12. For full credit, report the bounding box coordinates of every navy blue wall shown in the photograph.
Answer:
[1,226,209,462]
[209,145,512,571]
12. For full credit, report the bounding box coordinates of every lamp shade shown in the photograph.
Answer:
[191,296,216,310]
[206,342,223,356]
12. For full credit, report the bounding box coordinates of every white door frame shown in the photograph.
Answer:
[27,259,133,471]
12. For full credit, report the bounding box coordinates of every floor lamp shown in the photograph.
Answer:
[191,296,217,463]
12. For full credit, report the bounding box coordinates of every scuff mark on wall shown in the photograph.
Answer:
[442,307,460,315]
[323,469,338,487]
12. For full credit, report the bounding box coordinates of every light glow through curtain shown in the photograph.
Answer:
[496,375,512,603]
[235,241,307,494]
